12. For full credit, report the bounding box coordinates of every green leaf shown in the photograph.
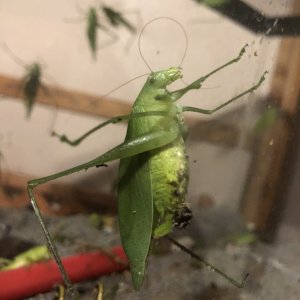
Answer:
[196,0,232,7]
[118,152,153,290]
[1,245,50,270]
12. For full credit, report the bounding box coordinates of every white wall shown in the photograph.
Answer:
[0,0,291,209]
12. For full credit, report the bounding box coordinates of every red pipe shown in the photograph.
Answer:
[0,246,127,300]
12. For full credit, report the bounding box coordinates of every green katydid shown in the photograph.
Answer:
[1,44,43,118]
[27,21,267,297]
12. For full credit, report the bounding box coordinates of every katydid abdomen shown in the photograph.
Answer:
[150,136,189,238]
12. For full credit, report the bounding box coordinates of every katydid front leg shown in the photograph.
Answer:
[27,127,179,296]
[182,71,268,115]
[167,45,249,102]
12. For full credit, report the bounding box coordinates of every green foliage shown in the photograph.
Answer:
[195,0,232,7]
[0,245,50,270]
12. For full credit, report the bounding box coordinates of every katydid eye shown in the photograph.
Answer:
[149,78,156,84]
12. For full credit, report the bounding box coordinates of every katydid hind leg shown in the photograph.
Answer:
[166,236,248,288]
[28,127,178,293]
[182,71,267,115]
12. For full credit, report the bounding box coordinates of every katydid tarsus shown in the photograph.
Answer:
[27,18,267,297]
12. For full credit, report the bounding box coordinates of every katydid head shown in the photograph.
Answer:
[148,67,182,88]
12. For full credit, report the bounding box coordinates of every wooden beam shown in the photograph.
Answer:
[240,0,300,237]
[270,37,300,116]
[240,115,290,232]
[0,73,131,119]
[270,0,300,116]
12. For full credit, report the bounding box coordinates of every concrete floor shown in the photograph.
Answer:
[0,203,299,300]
